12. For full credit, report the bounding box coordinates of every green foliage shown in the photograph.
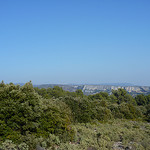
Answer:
[75,89,84,98]
[0,82,75,149]
[34,86,78,99]
[62,96,112,123]
[146,94,150,104]
[112,88,136,104]
[37,99,74,141]
[109,103,143,120]
[145,104,150,122]
[88,92,109,100]
[57,120,150,150]
[0,140,29,150]
[135,94,147,105]
[0,82,42,139]
[135,94,150,106]
[62,96,92,123]
[1,82,150,149]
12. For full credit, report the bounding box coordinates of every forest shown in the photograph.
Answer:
[0,81,150,150]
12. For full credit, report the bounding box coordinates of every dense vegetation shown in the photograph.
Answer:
[0,81,150,150]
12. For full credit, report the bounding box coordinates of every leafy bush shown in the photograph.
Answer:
[0,82,75,149]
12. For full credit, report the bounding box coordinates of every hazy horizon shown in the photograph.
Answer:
[3,81,149,87]
[0,0,150,86]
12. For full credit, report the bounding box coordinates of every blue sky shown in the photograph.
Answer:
[0,0,150,85]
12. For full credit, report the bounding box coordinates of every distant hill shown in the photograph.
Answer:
[34,84,150,96]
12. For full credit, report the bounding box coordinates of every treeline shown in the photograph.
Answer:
[0,81,150,149]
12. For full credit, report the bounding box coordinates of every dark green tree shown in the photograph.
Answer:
[75,89,84,97]
[112,88,136,104]
[135,94,147,106]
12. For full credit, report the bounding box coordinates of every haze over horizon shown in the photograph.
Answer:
[11,82,137,87]
[0,0,150,86]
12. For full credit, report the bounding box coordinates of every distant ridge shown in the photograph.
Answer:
[12,82,150,96]
[83,83,136,86]
[14,82,138,87]
[32,83,150,96]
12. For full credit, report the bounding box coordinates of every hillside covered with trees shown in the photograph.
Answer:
[0,81,150,150]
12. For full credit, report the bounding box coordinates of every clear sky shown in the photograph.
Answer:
[0,0,150,86]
